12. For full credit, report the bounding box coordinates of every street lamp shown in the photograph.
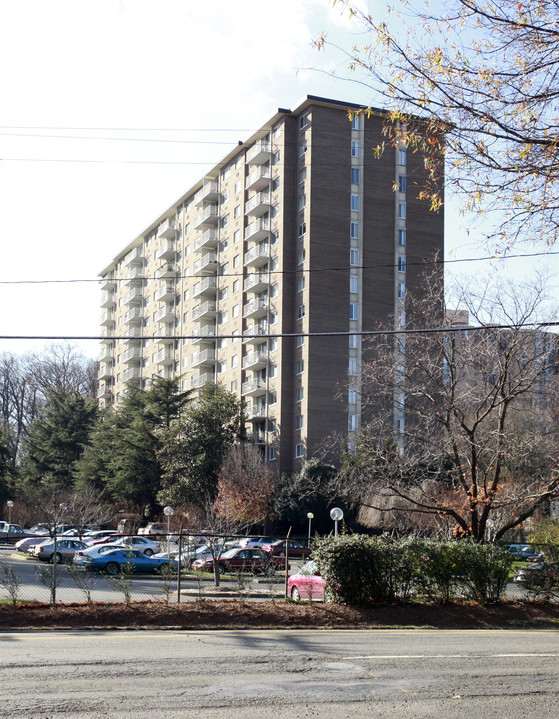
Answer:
[163,506,174,555]
[6,500,13,524]
[330,507,344,537]
[307,512,314,548]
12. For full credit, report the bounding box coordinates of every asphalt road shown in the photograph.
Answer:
[1,629,558,718]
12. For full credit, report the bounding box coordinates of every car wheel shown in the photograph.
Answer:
[157,562,173,574]
[104,562,120,576]
[51,552,63,564]
[217,563,226,576]
[291,586,301,601]
[144,549,154,557]
[264,563,276,576]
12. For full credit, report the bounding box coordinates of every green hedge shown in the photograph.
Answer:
[312,535,513,606]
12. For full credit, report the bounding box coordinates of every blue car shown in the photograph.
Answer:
[73,547,174,575]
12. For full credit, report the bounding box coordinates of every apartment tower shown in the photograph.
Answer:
[98,96,444,474]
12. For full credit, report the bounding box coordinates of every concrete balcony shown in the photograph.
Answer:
[194,228,219,252]
[191,325,217,344]
[123,246,144,267]
[248,430,266,444]
[245,191,271,217]
[192,372,215,388]
[100,329,114,344]
[123,347,142,364]
[242,350,268,370]
[191,349,216,367]
[192,252,218,276]
[154,304,175,323]
[193,301,217,321]
[124,267,144,287]
[194,180,219,206]
[244,243,270,268]
[100,277,116,292]
[243,272,270,294]
[243,298,268,320]
[242,324,269,345]
[123,327,142,341]
[155,240,176,262]
[101,293,116,309]
[155,263,177,280]
[192,276,217,298]
[246,140,272,166]
[157,218,176,239]
[154,348,174,366]
[194,205,219,229]
[97,384,113,400]
[100,311,115,327]
[241,378,267,397]
[245,217,270,243]
[153,326,175,344]
[246,166,271,192]
[124,307,143,325]
[123,367,141,383]
[97,363,113,381]
[98,347,114,364]
[154,284,176,303]
[124,288,143,305]
[245,401,267,421]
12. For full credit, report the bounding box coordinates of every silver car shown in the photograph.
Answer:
[33,539,88,563]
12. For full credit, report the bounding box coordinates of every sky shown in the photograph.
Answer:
[1,0,557,360]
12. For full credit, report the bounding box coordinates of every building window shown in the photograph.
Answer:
[296,360,304,374]
[295,443,304,458]
[350,222,359,239]
[351,140,359,157]
[231,380,238,392]
[269,446,277,461]
[398,282,406,299]
[349,303,358,320]
[299,167,307,184]
[299,140,307,157]
[349,334,358,348]
[351,114,360,130]
[234,180,242,195]
[222,214,230,228]
[297,304,305,319]
[233,254,240,268]
[231,354,238,368]
[269,364,277,378]
[296,415,304,430]
[222,189,230,204]
[350,248,359,266]
[220,287,229,301]
[399,148,407,166]
[298,222,306,238]
[297,277,305,293]
[300,113,308,129]
[398,256,406,273]
[272,178,280,192]
[398,176,406,193]
[348,414,357,431]
[296,386,304,402]
[351,194,359,212]
[217,361,226,373]
[398,229,406,246]
[396,417,405,434]
[234,204,241,218]
[350,276,358,294]
[270,312,278,324]
[222,165,231,180]
[232,304,239,318]
[351,167,359,184]
[233,229,240,244]
[348,387,357,404]
[398,203,406,219]
[298,194,307,211]
[269,391,277,404]
[270,337,278,351]
[298,249,306,265]
[349,358,358,375]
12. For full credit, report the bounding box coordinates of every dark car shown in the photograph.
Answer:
[262,539,311,559]
[192,547,289,576]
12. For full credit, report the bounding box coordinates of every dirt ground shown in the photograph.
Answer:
[1,599,559,630]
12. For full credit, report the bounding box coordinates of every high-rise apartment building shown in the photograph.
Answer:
[98,95,444,474]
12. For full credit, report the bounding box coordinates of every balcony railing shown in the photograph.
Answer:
[242,324,268,344]
[155,263,177,280]
[193,301,217,320]
[123,246,144,267]
[191,349,216,367]
[243,298,268,320]
[124,267,144,286]
[244,243,270,267]
[154,348,174,366]
[124,307,142,325]
[246,166,271,192]
[192,373,215,388]
[123,347,142,364]
[154,284,176,303]
[124,288,143,305]
[246,141,272,166]
[243,272,270,293]
[100,311,115,326]
[245,217,270,242]
[154,305,175,323]
[194,228,219,251]
[194,180,219,206]
[193,252,218,275]
[157,218,176,239]
[242,351,268,370]
[194,205,219,229]
[123,367,141,383]
[245,401,267,420]
[155,240,176,262]
[245,191,271,217]
[193,276,217,298]
[241,378,267,396]
[191,325,217,344]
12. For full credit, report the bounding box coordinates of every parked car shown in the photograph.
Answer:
[83,531,124,546]
[112,536,161,556]
[262,539,311,559]
[33,539,88,563]
[238,537,280,549]
[506,544,536,560]
[0,524,28,542]
[287,561,325,601]
[15,536,45,553]
[73,547,173,575]
[138,523,178,541]
[192,547,288,576]
[513,561,559,590]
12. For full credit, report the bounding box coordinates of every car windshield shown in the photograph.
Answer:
[221,548,239,559]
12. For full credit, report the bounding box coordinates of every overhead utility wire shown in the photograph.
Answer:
[2,320,559,343]
[0,250,556,286]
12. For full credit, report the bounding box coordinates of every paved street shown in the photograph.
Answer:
[1,629,558,718]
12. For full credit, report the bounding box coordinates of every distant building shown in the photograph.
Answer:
[98,95,444,474]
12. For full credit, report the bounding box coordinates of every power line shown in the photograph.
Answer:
[0,250,557,286]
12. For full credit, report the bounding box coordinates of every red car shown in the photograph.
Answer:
[192,547,289,575]
[262,539,311,559]
[287,561,325,601]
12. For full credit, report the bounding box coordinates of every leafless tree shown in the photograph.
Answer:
[338,272,559,541]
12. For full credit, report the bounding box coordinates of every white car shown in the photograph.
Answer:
[73,543,125,563]
[113,536,161,556]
